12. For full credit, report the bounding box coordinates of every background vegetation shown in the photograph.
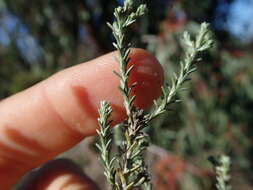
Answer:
[0,0,252,189]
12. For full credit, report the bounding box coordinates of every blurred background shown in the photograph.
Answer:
[0,0,252,189]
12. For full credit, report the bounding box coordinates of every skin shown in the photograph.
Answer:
[0,48,164,190]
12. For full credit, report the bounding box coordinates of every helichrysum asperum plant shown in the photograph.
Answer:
[96,0,213,190]
[209,155,232,190]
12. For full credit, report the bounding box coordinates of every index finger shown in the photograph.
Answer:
[0,48,164,189]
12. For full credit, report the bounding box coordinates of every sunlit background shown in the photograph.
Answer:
[0,0,252,190]
[0,0,253,68]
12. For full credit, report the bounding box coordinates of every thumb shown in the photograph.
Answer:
[18,159,100,190]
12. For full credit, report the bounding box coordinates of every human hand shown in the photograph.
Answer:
[0,49,164,190]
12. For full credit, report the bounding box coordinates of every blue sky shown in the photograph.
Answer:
[214,0,253,42]
[227,0,253,42]
[0,10,42,63]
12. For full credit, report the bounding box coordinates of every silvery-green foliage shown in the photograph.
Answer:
[209,155,232,190]
[96,101,116,189]
[147,23,213,121]
[96,1,213,190]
